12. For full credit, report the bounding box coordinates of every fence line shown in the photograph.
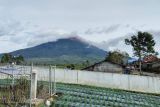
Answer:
[36,68,160,94]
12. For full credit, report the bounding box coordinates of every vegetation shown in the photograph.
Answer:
[0,78,30,106]
[51,83,160,107]
[24,56,102,66]
[125,31,156,74]
[23,59,92,70]
[63,61,90,70]
[0,53,24,64]
[31,61,90,70]
[1,54,12,63]
[105,50,129,65]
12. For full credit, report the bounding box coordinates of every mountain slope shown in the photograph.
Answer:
[8,37,107,64]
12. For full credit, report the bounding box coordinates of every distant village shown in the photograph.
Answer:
[83,52,160,76]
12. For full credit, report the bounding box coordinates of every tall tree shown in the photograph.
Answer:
[105,50,129,65]
[1,53,12,63]
[125,31,156,74]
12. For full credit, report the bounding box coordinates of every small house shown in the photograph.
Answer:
[82,60,124,73]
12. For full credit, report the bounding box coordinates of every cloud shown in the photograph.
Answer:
[149,30,160,54]
[0,19,79,52]
[95,30,160,57]
[0,19,24,37]
[84,24,120,35]
[94,33,133,50]
[26,30,77,47]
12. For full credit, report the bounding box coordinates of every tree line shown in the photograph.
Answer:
[0,53,24,64]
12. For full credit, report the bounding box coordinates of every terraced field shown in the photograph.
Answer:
[52,83,160,107]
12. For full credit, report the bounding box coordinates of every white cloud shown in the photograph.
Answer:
[0,19,78,53]
[84,24,120,35]
[95,31,160,57]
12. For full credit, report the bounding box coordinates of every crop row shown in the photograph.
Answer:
[51,83,160,107]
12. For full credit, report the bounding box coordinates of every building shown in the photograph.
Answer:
[142,61,160,73]
[140,55,160,73]
[143,55,159,63]
[82,60,124,73]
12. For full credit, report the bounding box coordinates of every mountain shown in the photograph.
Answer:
[3,37,107,64]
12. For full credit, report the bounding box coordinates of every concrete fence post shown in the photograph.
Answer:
[31,70,37,99]
[77,70,78,83]
[49,66,52,96]
[53,66,56,94]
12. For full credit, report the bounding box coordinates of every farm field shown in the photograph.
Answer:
[52,83,160,107]
[0,78,160,107]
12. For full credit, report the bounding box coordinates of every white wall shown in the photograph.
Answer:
[36,68,160,94]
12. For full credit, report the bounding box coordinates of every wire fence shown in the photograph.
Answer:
[0,65,57,106]
[0,65,31,106]
[37,66,56,99]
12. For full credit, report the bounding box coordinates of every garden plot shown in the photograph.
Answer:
[52,83,160,107]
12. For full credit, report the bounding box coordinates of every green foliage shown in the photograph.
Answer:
[1,53,12,63]
[1,53,24,64]
[81,60,90,68]
[14,55,24,64]
[125,31,156,58]
[105,50,129,65]
[60,60,91,70]
[125,31,156,73]
[24,55,102,65]
[0,77,29,106]
[66,64,75,70]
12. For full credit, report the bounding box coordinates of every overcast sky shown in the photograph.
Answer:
[0,0,160,56]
